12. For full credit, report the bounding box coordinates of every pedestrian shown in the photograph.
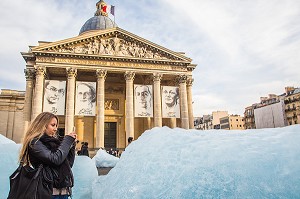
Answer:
[16,112,77,199]
[128,136,134,145]
[81,142,89,157]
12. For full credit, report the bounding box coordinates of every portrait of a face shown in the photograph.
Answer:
[134,84,153,117]
[75,81,96,116]
[162,86,180,118]
[43,80,66,115]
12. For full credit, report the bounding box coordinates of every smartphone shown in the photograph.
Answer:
[73,126,76,132]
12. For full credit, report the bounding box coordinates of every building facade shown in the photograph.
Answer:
[0,90,25,143]
[244,88,300,129]
[14,1,197,148]
[220,115,245,130]
[254,98,287,129]
[244,105,255,129]
[194,115,213,130]
[284,87,300,125]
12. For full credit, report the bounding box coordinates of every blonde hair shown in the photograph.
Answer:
[19,112,59,165]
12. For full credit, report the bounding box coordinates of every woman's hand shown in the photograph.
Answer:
[68,131,77,140]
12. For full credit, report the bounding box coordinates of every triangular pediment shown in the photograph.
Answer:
[31,27,192,63]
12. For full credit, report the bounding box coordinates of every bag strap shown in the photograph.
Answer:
[20,144,43,169]
[33,164,43,179]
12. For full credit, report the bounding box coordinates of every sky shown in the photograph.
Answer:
[1,125,300,198]
[0,0,300,116]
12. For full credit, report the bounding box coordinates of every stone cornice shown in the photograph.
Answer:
[33,52,189,66]
[35,56,188,72]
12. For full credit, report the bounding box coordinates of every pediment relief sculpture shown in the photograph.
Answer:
[42,36,181,61]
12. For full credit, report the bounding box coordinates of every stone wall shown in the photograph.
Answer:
[0,89,25,143]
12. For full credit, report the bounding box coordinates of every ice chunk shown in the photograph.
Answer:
[0,143,20,199]
[72,156,98,199]
[0,134,16,144]
[92,125,300,199]
[92,149,119,168]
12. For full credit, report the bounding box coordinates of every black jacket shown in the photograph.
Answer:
[80,145,89,156]
[29,135,76,189]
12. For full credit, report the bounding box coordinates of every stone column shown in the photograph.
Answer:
[65,68,77,134]
[187,77,194,129]
[146,117,152,129]
[96,69,107,148]
[76,117,84,142]
[32,66,45,120]
[23,68,35,133]
[170,118,176,128]
[153,73,163,127]
[178,75,189,129]
[124,71,135,144]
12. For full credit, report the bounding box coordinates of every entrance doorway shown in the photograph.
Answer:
[104,122,117,149]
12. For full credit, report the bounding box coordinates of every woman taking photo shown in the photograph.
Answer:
[18,112,77,199]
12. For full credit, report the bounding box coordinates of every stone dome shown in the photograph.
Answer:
[79,15,115,35]
[79,0,117,35]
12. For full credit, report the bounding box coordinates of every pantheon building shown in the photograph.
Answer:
[0,0,196,149]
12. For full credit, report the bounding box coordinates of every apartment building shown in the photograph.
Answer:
[244,105,256,129]
[284,87,300,125]
[220,115,245,130]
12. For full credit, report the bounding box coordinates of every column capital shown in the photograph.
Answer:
[152,73,163,82]
[35,66,46,76]
[96,69,107,79]
[124,71,135,81]
[177,74,187,84]
[24,69,35,80]
[186,78,194,86]
[66,67,77,78]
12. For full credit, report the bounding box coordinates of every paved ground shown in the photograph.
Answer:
[97,167,113,175]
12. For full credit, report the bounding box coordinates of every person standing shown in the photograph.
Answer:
[80,142,89,157]
[128,136,134,145]
[16,112,77,199]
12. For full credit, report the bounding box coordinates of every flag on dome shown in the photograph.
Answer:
[102,5,115,16]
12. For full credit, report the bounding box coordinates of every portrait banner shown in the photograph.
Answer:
[134,84,153,117]
[162,86,180,118]
[75,81,96,116]
[43,80,66,115]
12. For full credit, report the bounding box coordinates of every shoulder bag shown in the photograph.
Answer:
[7,155,53,199]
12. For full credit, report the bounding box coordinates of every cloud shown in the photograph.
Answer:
[0,0,299,117]
[161,0,300,115]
